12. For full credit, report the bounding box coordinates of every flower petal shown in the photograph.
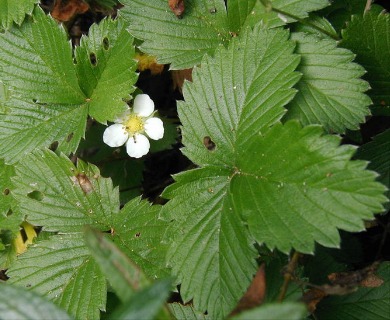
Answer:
[133,94,155,117]
[103,124,128,147]
[126,133,150,158]
[144,117,164,140]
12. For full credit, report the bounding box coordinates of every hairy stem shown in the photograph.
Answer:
[278,251,301,302]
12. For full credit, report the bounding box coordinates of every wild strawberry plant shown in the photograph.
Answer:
[0,0,389,319]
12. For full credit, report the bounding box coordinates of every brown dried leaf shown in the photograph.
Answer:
[171,68,193,93]
[51,0,89,22]
[230,264,266,316]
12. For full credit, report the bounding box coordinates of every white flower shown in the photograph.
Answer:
[103,94,164,158]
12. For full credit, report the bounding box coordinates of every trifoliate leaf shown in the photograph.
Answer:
[355,129,390,209]
[180,25,300,167]
[120,0,230,70]
[0,97,88,164]
[0,6,85,104]
[162,122,387,317]
[284,32,372,133]
[231,302,307,320]
[315,262,390,320]
[160,24,387,318]
[75,18,138,123]
[0,283,71,320]
[341,12,390,115]
[7,233,107,320]
[229,0,330,31]
[0,9,138,162]
[0,0,38,30]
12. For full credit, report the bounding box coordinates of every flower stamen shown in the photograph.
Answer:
[125,114,144,135]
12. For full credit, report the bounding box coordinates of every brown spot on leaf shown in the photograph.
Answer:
[203,136,216,151]
[168,0,185,18]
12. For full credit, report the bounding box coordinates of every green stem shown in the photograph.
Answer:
[259,0,340,41]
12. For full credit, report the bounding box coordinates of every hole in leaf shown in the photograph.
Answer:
[75,173,93,194]
[50,141,58,151]
[103,37,109,50]
[27,190,44,201]
[203,136,216,151]
[89,53,97,66]
[20,228,28,242]
[66,132,74,142]
[3,188,10,196]
[6,209,13,216]
[209,8,217,14]
[135,232,141,238]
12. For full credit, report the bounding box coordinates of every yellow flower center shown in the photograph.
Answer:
[125,114,144,135]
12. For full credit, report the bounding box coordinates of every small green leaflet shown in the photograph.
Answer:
[0,7,137,163]
[284,32,372,133]
[120,0,329,69]
[8,149,170,319]
[0,283,72,320]
[341,12,390,115]
[75,18,138,123]
[0,0,37,30]
[160,23,387,319]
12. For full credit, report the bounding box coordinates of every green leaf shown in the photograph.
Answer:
[315,262,390,320]
[0,97,88,164]
[234,121,386,252]
[355,129,390,210]
[179,25,300,167]
[0,283,72,320]
[7,233,107,320]
[112,198,171,280]
[8,150,170,318]
[229,0,330,31]
[120,0,230,70]
[56,255,107,320]
[84,227,150,302]
[231,302,307,320]
[120,0,329,69]
[284,32,372,133]
[110,278,173,320]
[12,150,119,232]
[0,159,16,220]
[169,303,207,320]
[75,18,138,123]
[0,9,138,163]
[0,7,85,104]
[160,22,386,318]
[0,0,38,30]
[162,166,258,319]
[341,12,390,115]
